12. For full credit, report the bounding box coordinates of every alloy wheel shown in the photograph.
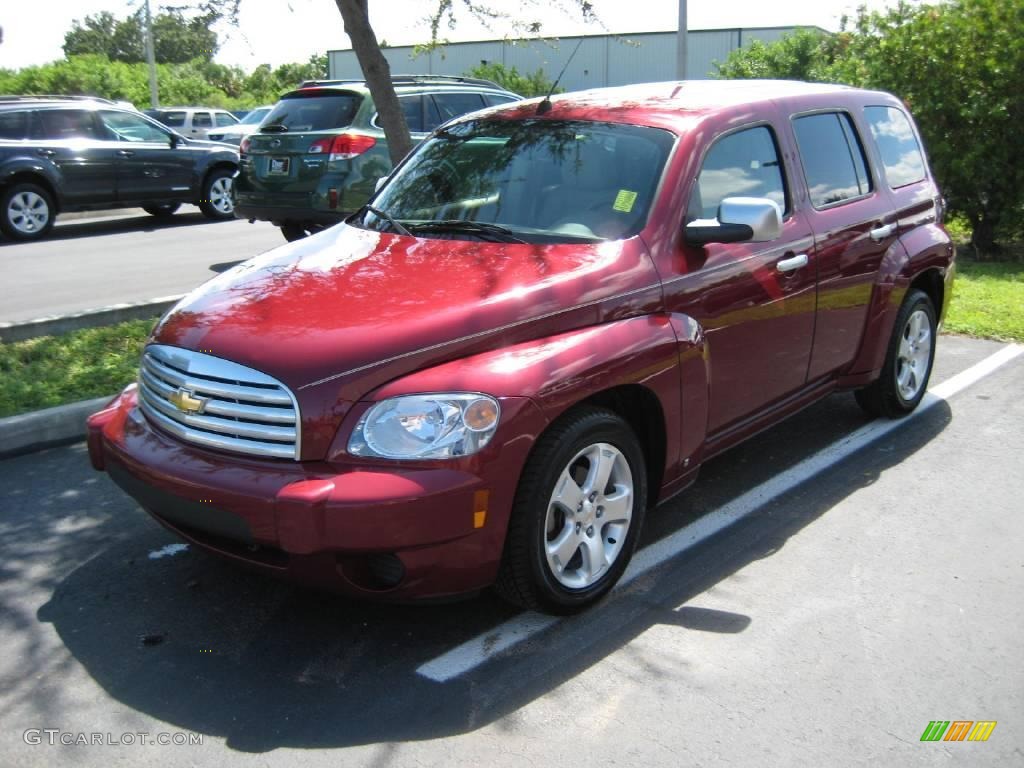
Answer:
[543,442,633,589]
[7,191,50,235]
[896,308,932,401]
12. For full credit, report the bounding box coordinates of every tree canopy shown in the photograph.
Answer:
[715,0,1024,252]
[63,9,220,65]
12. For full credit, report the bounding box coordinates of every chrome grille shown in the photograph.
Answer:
[138,344,300,460]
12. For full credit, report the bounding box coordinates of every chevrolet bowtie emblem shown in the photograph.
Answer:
[169,388,206,414]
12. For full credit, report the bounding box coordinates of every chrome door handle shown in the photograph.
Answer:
[776,253,808,273]
[36,148,56,158]
[116,149,135,157]
[870,223,897,242]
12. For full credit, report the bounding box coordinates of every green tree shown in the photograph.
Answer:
[464,62,559,97]
[714,28,837,81]
[714,0,1024,253]
[63,12,144,62]
[63,9,218,65]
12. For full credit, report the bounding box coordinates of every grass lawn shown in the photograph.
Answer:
[0,255,1020,419]
[944,258,1024,342]
[0,319,153,418]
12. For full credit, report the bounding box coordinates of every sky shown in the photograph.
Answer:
[0,0,905,72]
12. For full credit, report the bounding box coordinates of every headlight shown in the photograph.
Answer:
[348,393,501,459]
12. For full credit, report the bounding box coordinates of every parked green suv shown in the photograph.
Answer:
[234,76,519,241]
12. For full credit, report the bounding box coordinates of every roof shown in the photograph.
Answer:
[486,79,878,130]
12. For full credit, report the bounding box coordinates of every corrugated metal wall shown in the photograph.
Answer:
[328,27,815,90]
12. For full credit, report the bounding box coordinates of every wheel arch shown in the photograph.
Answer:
[0,171,61,213]
[572,384,667,510]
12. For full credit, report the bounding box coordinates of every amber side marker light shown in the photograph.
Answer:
[473,490,489,529]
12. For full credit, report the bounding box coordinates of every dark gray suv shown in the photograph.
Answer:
[0,96,239,241]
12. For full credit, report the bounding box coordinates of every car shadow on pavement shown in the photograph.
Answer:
[0,213,230,247]
[27,394,952,753]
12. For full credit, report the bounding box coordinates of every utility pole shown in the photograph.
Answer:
[144,0,159,108]
[676,0,687,80]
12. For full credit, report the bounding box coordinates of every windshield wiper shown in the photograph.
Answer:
[406,219,526,243]
[260,123,289,133]
[362,205,411,236]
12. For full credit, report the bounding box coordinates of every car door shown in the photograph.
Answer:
[96,110,195,203]
[663,121,818,435]
[788,110,896,380]
[30,108,118,205]
[189,111,213,139]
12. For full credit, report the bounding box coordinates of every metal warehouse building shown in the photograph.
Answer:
[328,27,819,91]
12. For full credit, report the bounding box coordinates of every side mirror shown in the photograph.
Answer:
[685,197,783,246]
[169,133,180,149]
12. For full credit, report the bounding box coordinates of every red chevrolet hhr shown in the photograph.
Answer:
[88,81,954,613]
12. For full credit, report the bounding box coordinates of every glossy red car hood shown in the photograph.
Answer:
[153,223,660,401]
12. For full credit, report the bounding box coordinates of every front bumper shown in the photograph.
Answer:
[87,386,544,600]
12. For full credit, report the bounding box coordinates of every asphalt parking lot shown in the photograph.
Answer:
[1,210,282,323]
[0,334,1020,766]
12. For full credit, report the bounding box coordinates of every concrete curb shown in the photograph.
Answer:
[0,295,183,343]
[0,396,113,459]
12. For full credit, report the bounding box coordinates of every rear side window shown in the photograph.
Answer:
[483,93,518,107]
[33,109,102,140]
[398,95,425,133]
[157,111,187,128]
[0,110,30,139]
[432,93,486,123]
[864,106,926,188]
[688,125,787,221]
[793,112,872,208]
[192,112,212,128]
[262,92,361,132]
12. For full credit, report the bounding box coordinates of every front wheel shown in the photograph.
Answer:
[198,170,235,220]
[855,288,937,418]
[494,407,647,614]
[1,183,55,241]
[142,203,180,217]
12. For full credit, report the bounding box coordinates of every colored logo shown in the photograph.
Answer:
[169,388,207,415]
[920,721,996,742]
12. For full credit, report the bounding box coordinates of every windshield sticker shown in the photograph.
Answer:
[613,190,638,213]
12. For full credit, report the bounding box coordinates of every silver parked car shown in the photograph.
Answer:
[144,107,240,140]
[207,105,273,145]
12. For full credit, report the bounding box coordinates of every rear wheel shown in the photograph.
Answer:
[198,169,235,220]
[494,407,647,614]
[1,182,55,241]
[142,203,181,217]
[855,288,936,418]
[280,223,324,242]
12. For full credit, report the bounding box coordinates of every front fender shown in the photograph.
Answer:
[363,314,705,489]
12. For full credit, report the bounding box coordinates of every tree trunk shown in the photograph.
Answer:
[335,0,412,165]
[969,212,1000,258]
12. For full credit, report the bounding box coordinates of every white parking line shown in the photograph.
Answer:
[417,344,1024,683]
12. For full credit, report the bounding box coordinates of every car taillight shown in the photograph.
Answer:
[240,136,251,154]
[307,137,332,154]
[328,133,376,161]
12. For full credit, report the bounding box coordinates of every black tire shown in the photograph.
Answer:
[198,168,235,220]
[142,203,180,217]
[280,223,325,242]
[1,182,56,241]
[494,406,648,614]
[855,288,937,418]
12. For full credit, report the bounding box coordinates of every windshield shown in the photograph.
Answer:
[240,107,271,126]
[363,119,676,243]
[261,92,361,132]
